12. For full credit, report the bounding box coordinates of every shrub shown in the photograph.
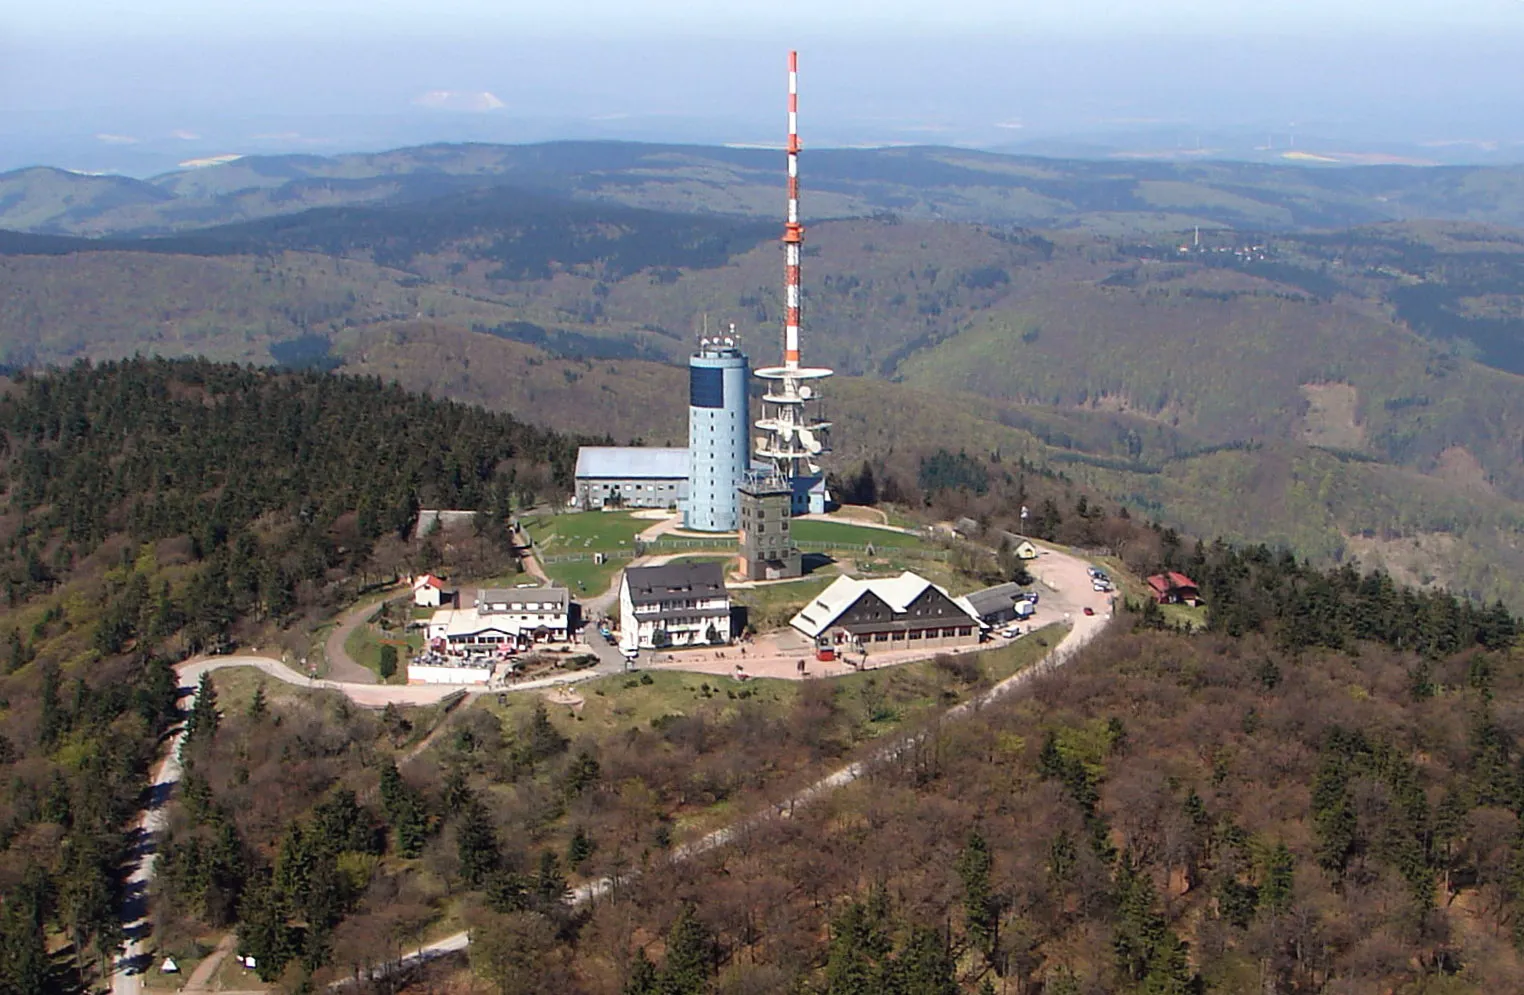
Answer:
[379,644,399,680]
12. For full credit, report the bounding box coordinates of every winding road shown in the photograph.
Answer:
[114,537,1113,992]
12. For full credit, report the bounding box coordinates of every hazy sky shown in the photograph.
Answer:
[13,0,1524,36]
[5,0,1524,173]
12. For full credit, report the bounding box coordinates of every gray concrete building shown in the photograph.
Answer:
[574,447,690,511]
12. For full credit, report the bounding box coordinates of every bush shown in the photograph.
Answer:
[379,644,399,680]
[933,653,980,684]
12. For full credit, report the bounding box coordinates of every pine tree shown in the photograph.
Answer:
[457,800,502,889]
[237,870,295,983]
[884,926,958,995]
[565,749,602,797]
[0,867,51,995]
[957,829,998,958]
[1140,932,1195,995]
[183,671,219,745]
[526,702,568,761]
[247,682,268,720]
[38,662,63,748]
[535,850,568,909]
[660,905,717,995]
[442,766,472,816]
[824,899,892,995]
[623,949,659,995]
[566,826,595,871]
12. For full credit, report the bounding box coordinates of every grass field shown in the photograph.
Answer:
[344,622,421,684]
[526,511,645,552]
[524,510,646,593]
[1161,603,1208,631]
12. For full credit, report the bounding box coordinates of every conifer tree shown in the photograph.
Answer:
[660,905,717,995]
[957,829,998,959]
[184,672,219,745]
[566,826,595,871]
[247,682,268,720]
[457,800,502,889]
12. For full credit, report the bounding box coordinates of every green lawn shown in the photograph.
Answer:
[344,622,421,684]
[792,519,929,550]
[525,511,648,593]
[1161,603,1208,631]
[546,557,625,599]
[525,511,645,553]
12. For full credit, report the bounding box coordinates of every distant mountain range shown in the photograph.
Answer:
[8,140,1524,238]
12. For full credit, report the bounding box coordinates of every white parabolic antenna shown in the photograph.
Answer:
[800,427,822,454]
[799,385,813,399]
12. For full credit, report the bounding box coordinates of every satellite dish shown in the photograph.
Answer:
[799,385,813,400]
[807,461,822,475]
[799,428,822,454]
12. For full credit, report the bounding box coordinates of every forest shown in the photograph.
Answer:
[2,357,1523,994]
[28,518,1514,995]
[0,359,590,992]
[433,547,1520,995]
[0,357,589,636]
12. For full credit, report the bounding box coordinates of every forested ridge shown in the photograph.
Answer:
[0,359,588,992]
[0,357,587,641]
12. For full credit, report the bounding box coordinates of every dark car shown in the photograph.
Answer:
[1083,607,1095,616]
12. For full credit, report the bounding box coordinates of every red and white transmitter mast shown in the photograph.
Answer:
[755,50,832,492]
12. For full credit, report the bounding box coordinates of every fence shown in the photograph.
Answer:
[536,540,948,566]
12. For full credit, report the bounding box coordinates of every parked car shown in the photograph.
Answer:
[620,646,640,660]
[1083,606,1095,616]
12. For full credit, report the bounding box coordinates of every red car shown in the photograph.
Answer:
[1083,607,1095,616]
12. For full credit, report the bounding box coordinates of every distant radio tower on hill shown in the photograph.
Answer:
[754,50,833,514]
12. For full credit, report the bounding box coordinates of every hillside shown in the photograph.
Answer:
[13,141,1524,237]
[547,552,1523,994]
[8,205,1524,609]
[0,359,595,991]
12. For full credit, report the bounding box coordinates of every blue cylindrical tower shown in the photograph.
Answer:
[686,335,750,532]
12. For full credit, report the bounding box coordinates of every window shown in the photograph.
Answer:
[908,629,923,640]
[958,627,972,637]
[873,632,888,643]
[891,630,906,641]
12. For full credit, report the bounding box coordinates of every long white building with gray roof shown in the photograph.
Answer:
[574,447,691,511]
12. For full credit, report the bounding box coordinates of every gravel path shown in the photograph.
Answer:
[321,596,389,684]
